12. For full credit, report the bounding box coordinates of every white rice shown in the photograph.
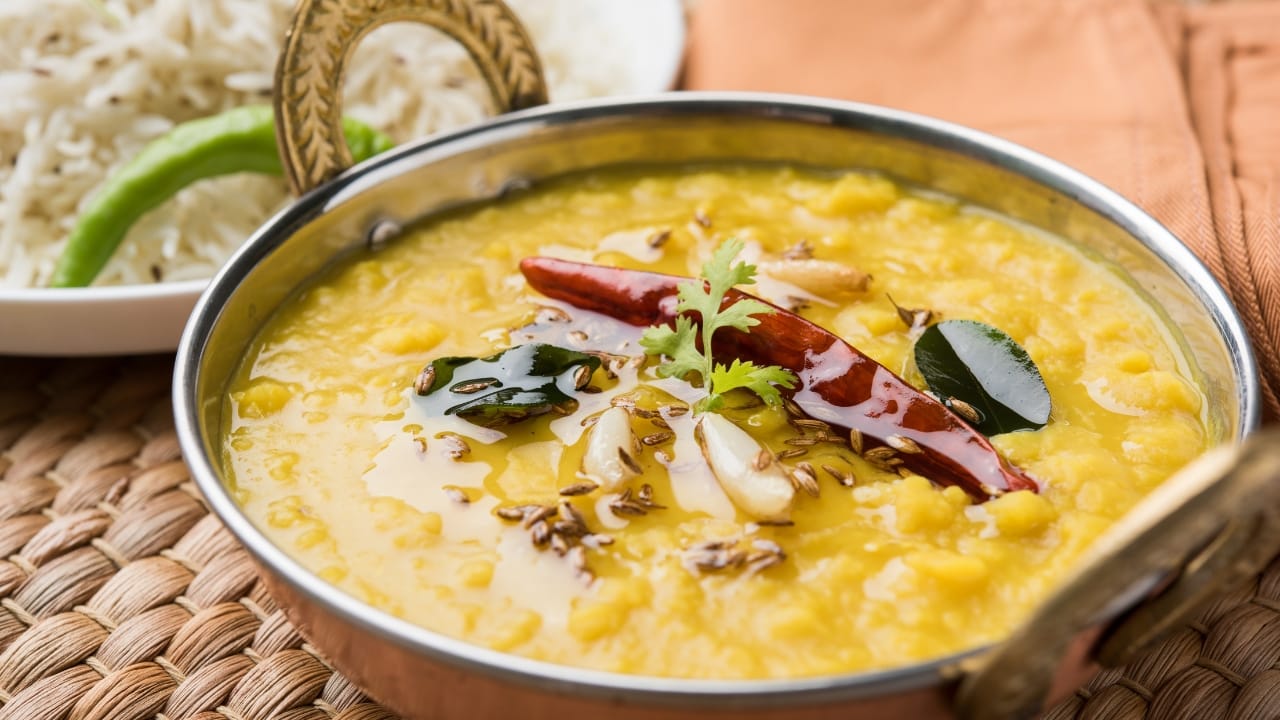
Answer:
[0,0,627,288]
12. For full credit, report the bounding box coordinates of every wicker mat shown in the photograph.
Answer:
[1,355,1279,720]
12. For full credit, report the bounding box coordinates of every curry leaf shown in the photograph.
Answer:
[414,343,600,428]
[913,320,1050,435]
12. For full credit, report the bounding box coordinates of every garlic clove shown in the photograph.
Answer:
[695,412,795,522]
[757,258,870,297]
[581,406,640,491]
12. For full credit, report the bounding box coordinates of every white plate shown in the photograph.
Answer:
[0,0,686,357]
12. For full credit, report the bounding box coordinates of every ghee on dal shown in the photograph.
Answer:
[224,166,1207,678]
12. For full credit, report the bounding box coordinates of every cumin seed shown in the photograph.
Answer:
[886,293,934,330]
[636,484,666,509]
[550,533,570,556]
[552,520,587,537]
[434,432,471,459]
[777,448,808,460]
[609,501,648,518]
[559,481,598,497]
[863,446,904,471]
[495,506,528,521]
[863,446,898,462]
[849,429,864,455]
[572,365,593,390]
[753,450,773,471]
[641,431,674,446]
[413,365,436,395]
[647,229,672,248]
[443,487,470,505]
[558,501,587,526]
[688,548,746,573]
[886,434,923,454]
[549,400,577,416]
[451,378,499,394]
[529,520,551,546]
[746,552,784,574]
[618,448,643,475]
[789,466,820,497]
[522,504,556,529]
[781,239,814,261]
[822,464,855,487]
[947,398,982,424]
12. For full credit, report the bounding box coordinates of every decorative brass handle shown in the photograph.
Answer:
[274,0,548,196]
[955,429,1280,719]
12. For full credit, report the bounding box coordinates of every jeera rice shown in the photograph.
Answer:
[0,0,628,288]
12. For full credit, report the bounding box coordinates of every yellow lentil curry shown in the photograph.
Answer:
[224,166,1207,678]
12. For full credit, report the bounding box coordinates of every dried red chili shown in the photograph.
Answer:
[520,256,1038,500]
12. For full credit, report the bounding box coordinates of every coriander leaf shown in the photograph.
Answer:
[706,297,773,334]
[676,278,718,322]
[641,239,798,412]
[640,316,704,381]
[709,359,798,408]
[702,238,757,300]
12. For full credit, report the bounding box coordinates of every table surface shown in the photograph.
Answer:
[1,354,1278,720]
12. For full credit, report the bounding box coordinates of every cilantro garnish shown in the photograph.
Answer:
[639,239,797,412]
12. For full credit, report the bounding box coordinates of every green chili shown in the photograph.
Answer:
[48,104,395,288]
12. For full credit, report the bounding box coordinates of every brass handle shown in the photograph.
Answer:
[273,0,548,196]
[955,429,1280,720]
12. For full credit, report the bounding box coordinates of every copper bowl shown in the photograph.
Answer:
[173,1,1280,718]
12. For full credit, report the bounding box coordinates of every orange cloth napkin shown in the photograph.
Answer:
[684,0,1280,421]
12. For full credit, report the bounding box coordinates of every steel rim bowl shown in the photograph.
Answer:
[172,93,1260,714]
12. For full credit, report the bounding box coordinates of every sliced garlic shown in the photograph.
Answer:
[757,258,870,298]
[695,412,795,522]
[581,406,640,491]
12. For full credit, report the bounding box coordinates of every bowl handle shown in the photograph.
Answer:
[954,428,1280,720]
[273,0,548,196]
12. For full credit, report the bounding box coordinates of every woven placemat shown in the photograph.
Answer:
[1,355,1278,720]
